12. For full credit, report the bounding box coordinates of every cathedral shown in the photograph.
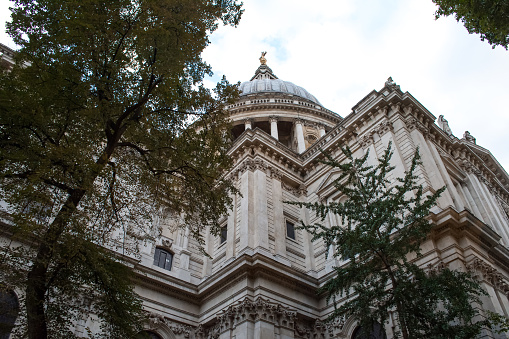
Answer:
[2,44,509,338]
[120,56,509,339]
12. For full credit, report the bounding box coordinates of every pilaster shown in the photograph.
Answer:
[406,119,454,208]
[254,167,269,250]
[272,171,286,257]
[239,169,253,251]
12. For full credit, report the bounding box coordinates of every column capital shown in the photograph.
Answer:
[269,115,279,123]
[294,118,304,125]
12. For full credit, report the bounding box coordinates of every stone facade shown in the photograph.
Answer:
[125,62,509,339]
[3,57,509,338]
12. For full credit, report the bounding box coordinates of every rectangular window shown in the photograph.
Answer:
[286,221,295,240]
[154,247,173,271]
[220,226,227,244]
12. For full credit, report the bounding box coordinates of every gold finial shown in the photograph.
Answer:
[259,51,267,65]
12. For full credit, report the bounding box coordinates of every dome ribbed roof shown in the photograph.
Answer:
[239,79,322,106]
[238,62,322,106]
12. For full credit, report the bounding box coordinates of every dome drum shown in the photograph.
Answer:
[229,62,340,154]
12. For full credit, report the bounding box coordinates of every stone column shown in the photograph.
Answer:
[318,124,326,137]
[244,118,252,130]
[294,119,306,153]
[269,116,279,140]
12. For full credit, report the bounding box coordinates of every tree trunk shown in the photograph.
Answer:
[26,190,86,339]
[24,87,151,339]
[25,139,119,338]
[386,268,409,339]
[381,253,409,339]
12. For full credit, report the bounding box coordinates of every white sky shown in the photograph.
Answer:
[1,0,508,171]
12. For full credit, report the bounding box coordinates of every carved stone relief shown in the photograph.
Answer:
[357,120,394,149]
[282,182,307,196]
[467,258,509,296]
[405,116,429,137]
[147,312,194,338]
[197,297,297,339]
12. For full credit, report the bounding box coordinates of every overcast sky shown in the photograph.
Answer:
[1,0,508,171]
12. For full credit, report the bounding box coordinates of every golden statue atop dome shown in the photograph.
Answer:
[259,51,267,65]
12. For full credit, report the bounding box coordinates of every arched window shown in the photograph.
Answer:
[0,290,20,339]
[352,323,387,339]
[137,330,163,339]
[153,247,173,271]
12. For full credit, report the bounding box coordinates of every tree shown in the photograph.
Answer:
[433,0,509,49]
[0,0,242,338]
[290,144,504,338]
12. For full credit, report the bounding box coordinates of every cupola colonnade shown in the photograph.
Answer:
[230,115,328,153]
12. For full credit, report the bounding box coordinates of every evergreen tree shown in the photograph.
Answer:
[0,0,242,338]
[291,144,504,338]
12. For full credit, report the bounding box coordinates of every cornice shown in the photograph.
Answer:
[430,207,501,248]
[134,267,201,304]
[227,95,342,125]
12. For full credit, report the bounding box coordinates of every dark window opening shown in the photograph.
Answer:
[153,247,173,271]
[220,226,227,244]
[352,323,387,339]
[137,331,163,339]
[286,221,295,240]
[0,289,20,339]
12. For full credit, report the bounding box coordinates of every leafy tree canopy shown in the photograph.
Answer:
[433,0,509,49]
[0,0,242,338]
[290,144,506,338]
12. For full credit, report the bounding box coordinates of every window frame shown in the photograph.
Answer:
[153,247,173,271]
[286,220,296,240]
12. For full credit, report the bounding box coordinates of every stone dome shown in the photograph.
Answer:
[239,79,322,106]
[238,62,322,106]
